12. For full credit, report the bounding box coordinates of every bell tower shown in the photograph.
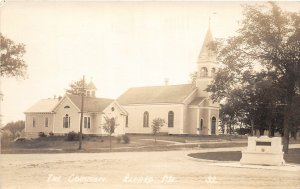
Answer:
[196,26,218,98]
[86,81,97,97]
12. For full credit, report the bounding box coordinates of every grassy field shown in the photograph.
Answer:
[1,134,249,154]
[2,134,299,154]
[188,148,300,164]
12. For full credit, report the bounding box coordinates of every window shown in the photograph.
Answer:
[126,116,128,127]
[84,117,91,129]
[63,114,70,128]
[64,105,70,109]
[168,111,174,127]
[45,117,48,127]
[200,67,208,77]
[33,117,36,127]
[143,111,149,127]
[200,119,203,130]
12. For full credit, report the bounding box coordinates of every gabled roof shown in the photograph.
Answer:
[67,94,113,113]
[25,98,59,113]
[189,97,206,106]
[117,84,196,105]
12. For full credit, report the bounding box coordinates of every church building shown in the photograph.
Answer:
[24,27,220,136]
[117,27,220,135]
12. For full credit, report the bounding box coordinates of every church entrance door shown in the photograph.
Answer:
[211,117,216,135]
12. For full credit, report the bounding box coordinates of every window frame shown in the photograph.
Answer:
[63,114,70,128]
[143,111,149,128]
[168,111,174,128]
[45,117,48,127]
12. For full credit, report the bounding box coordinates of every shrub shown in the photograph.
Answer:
[66,131,78,141]
[38,132,47,137]
[122,135,130,144]
[49,132,54,136]
[66,131,84,141]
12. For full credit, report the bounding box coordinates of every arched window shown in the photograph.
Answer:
[63,114,70,128]
[64,105,70,109]
[211,68,216,77]
[211,117,216,135]
[168,111,174,127]
[200,67,208,77]
[200,118,203,130]
[143,111,149,127]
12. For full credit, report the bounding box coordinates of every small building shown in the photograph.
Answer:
[24,83,127,137]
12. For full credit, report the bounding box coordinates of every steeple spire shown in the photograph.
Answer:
[197,27,214,62]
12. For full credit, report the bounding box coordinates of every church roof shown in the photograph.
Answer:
[67,94,113,113]
[25,98,59,113]
[189,97,206,106]
[117,84,196,105]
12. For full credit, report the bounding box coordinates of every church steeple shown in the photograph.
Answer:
[197,25,216,64]
[195,26,218,98]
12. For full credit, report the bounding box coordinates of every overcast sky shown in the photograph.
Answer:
[0,1,299,125]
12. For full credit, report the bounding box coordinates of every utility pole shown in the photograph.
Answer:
[78,75,85,150]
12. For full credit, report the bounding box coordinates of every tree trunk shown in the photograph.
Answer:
[283,77,295,154]
[250,119,254,136]
[109,134,112,151]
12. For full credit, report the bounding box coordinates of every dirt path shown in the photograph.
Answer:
[0,148,299,189]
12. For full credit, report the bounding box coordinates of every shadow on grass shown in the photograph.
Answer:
[188,148,300,164]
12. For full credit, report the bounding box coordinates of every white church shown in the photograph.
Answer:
[25,27,220,137]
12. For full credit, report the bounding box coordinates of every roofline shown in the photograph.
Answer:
[120,103,185,106]
[24,112,56,114]
[182,87,198,104]
[52,95,81,112]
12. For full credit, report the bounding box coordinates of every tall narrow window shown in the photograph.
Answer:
[126,116,128,127]
[168,111,174,127]
[63,114,70,128]
[84,117,91,129]
[45,117,48,127]
[143,111,149,127]
[200,119,203,130]
[33,117,36,127]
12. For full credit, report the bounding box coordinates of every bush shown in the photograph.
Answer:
[49,132,54,136]
[66,131,78,141]
[122,135,130,144]
[38,132,47,137]
[65,131,84,141]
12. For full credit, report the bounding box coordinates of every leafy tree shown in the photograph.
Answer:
[66,78,86,95]
[2,120,25,139]
[207,2,300,153]
[151,118,165,143]
[0,34,27,78]
[102,116,118,151]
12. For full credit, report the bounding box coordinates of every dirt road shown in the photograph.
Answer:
[0,147,299,189]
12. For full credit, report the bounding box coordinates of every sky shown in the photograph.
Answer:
[0,1,299,125]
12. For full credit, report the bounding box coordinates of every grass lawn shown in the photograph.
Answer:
[188,148,300,164]
[1,134,248,154]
